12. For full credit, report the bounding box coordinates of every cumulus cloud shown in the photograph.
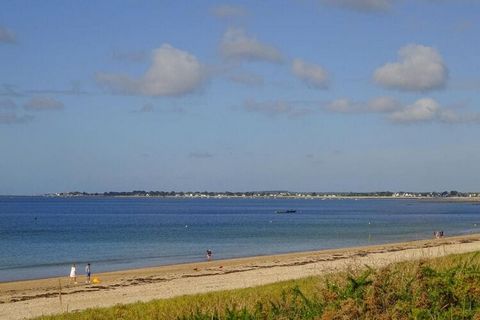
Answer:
[244,99,313,118]
[374,44,448,91]
[389,98,439,122]
[24,96,64,111]
[320,0,392,12]
[326,99,352,113]
[243,96,479,125]
[326,96,400,113]
[367,96,401,113]
[291,58,329,89]
[220,28,283,63]
[97,44,206,97]
[228,72,264,87]
[388,98,462,123]
[0,26,16,44]
[0,113,33,124]
[211,4,247,18]
[325,96,480,125]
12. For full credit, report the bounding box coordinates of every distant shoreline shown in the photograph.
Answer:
[8,194,480,202]
[4,189,480,201]
[1,234,480,320]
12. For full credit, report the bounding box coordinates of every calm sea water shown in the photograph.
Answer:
[0,196,479,282]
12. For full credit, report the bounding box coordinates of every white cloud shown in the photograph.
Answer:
[388,98,463,123]
[291,59,329,89]
[326,96,400,113]
[326,96,480,125]
[320,0,392,12]
[211,4,247,18]
[374,44,448,91]
[0,26,16,44]
[97,44,206,97]
[326,98,353,113]
[389,98,439,122]
[368,96,400,112]
[244,99,313,118]
[24,96,64,111]
[220,28,283,63]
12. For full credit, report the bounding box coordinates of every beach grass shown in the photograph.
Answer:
[37,251,480,320]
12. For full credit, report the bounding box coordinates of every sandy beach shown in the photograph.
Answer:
[1,234,480,320]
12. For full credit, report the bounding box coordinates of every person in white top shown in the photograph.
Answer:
[69,264,77,284]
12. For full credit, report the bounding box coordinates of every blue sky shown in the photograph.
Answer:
[1,0,480,194]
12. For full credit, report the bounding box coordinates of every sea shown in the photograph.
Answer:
[0,196,479,282]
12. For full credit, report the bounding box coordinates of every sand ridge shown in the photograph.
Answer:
[1,234,480,320]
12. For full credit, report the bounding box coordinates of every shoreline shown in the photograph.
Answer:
[0,234,476,285]
[1,234,480,319]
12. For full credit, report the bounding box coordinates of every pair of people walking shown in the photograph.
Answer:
[69,263,91,284]
[433,230,444,239]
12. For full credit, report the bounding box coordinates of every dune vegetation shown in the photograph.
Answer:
[37,251,480,320]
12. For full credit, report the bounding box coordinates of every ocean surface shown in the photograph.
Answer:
[0,196,479,282]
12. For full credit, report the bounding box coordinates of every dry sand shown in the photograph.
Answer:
[1,234,480,320]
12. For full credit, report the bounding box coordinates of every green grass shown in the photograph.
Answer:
[38,251,480,320]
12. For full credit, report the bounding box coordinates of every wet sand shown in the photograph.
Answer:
[1,234,480,320]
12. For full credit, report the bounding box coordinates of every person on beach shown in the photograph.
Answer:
[434,230,445,239]
[206,249,213,261]
[85,263,91,284]
[70,264,77,284]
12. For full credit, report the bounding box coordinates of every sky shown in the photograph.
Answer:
[1,0,480,194]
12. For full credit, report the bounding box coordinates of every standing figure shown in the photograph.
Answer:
[70,264,77,284]
[85,263,91,284]
[206,249,213,261]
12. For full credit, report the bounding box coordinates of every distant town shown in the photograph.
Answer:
[46,190,480,199]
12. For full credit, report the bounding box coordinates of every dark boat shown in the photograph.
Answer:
[275,210,296,214]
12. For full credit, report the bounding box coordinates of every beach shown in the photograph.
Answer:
[1,234,479,320]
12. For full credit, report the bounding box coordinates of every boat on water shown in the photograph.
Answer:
[275,209,296,214]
